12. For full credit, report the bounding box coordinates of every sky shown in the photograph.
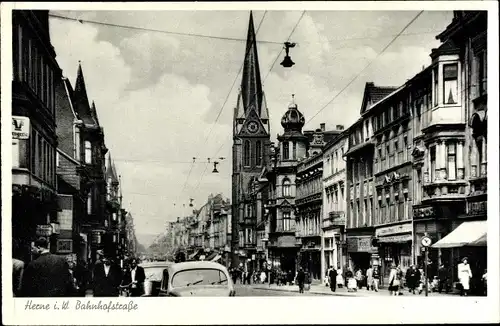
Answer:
[48,9,453,247]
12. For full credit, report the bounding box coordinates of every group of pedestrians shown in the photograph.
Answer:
[12,236,146,298]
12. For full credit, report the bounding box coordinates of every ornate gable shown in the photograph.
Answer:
[238,108,268,137]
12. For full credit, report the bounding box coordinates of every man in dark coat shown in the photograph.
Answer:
[20,237,74,297]
[122,258,146,297]
[328,266,338,292]
[296,267,306,293]
[92,256,122,297]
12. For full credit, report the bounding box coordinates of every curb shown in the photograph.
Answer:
[251,286,356,296]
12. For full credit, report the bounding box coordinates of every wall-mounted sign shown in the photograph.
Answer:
[413,206,437,220]
[467,201,487,217]
[347,236,377,253]
[12,116,30,139]
[36,225,53,237]
[375,223,412,237]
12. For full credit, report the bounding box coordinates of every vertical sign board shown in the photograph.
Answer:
[58,195,74,231]
[12,116,30,139]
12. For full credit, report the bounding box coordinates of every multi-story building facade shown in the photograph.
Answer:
[345,82,397,272]
[321,128,348,275]
[296,128,325,281]
[55,75,88,263]
[413,11,487,280]
[371,84,415,280]
[69,63,109,265]
[263,99,309,275]
[12,10,61,262]
[232,12,271,269]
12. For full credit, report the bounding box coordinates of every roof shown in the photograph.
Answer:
[73,63,98,126]
[167,261,228,274]
[106,152,119,183]
[360,82,398,114]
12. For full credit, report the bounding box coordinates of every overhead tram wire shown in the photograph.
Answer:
[305,10,425,126]
[48,12,280,45]
[49,13,440,45]
[193,10,306,192]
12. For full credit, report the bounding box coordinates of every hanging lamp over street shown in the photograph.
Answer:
[280,41,296,68]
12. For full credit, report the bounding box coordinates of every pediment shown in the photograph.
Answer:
[238,109,268,137]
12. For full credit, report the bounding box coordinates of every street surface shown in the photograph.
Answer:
[234,284,325,296]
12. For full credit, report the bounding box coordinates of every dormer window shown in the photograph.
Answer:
[84,141,92,164]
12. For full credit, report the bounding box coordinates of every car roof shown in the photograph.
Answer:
[168,261,228,274]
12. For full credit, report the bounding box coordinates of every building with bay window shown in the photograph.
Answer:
[12,10,61,262]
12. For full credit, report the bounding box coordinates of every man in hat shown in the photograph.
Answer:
[20,237,74,297]
[92,255,122,297]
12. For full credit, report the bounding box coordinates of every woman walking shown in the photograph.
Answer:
[458,257,472,296]
[388,263,401,296]
[296,267,306,293]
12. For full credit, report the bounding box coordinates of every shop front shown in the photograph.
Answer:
[375,222,413,280]
[347,235,377,272]
[321,229,346,276]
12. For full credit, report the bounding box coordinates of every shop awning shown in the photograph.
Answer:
[211,254,222,262]
[432,221,487,248]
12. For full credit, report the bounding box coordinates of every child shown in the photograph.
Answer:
[431,276,439,292]
[347,270,357,292]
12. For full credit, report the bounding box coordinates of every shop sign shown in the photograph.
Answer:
[467,201,487,217]
[413,206,436,220]
[36,224,53,237]
[377,234,412,243]
[347,236,377,253]
[375,223,412,237]
[12,116,30,139]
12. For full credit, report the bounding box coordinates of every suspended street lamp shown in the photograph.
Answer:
[280,41,296,68]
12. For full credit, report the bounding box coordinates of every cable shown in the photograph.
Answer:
[48,12,282,45]
[305,10,425,126]
[263,10,305,82]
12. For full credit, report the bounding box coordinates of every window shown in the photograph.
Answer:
[356,200,361,227]
[447,143,457,180]
[293,141,297,160]
[256,141,262,166]
[476,50,487,95]
[393,105,399,120]
[85,141,92,164]
[87,190,92,215]
[363,199,367,226]
[112,213,117,221]
[433,66,439,106]
[282,142,289,160]
[403,135,409,161]
[282,179,291,197]
[443,64,458,104]
[430,146,436,182]
[283,212,291,231]
[350,202,354,228]
[12,140,20,168]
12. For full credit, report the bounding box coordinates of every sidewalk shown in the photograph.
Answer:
[250,283,461,297]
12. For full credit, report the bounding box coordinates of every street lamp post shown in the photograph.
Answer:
[421,233,432,297]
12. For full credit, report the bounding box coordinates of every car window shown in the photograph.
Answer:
[172,269,228,287]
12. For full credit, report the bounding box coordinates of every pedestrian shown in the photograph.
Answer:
[365,265,373,291]
[336,264,344,289]
[20,237,74,297]
[92,256,122,297]
[355,268,363,290]
[346,269,356,292]
[122,258,146,297]
[481,269,487,296]
[406,265,420,294]
[73,259,90,297]
[12,240,25,297]
[296,267,306,293]
[388,263,400,296]
[458,257,472,296]
[372,265,380,292]
[328,265,337,292]
[260,270,267,284]
[437,263,449,293]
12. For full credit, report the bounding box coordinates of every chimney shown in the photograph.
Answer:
[336,124,344,131]
[320,123,325,132]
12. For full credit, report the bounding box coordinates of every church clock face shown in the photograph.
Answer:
[247,121,258,134]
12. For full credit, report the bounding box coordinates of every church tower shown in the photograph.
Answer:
[231,12,271,266]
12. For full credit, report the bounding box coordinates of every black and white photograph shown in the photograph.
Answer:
[1,1,499,325]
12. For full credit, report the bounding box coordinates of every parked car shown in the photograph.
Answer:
[140,261,174,296]
[155,261,235,297]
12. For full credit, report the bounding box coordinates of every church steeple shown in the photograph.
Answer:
[241,11,263,116]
